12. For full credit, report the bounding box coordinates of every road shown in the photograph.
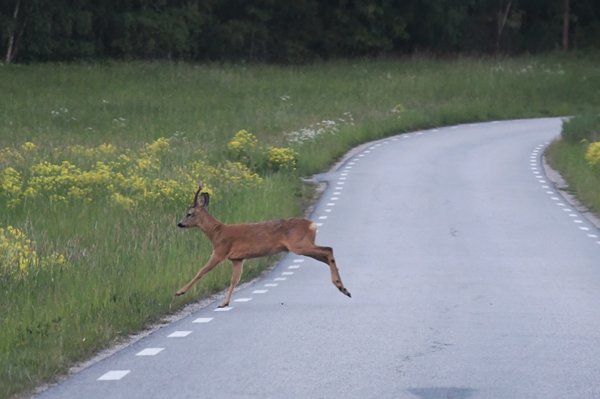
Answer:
[36,118,600,399]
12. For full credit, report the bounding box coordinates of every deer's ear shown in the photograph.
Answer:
[200,192,210,208]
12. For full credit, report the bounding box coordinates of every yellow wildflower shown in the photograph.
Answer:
[21,141,38,152]
[110,193,136,209]
[585,142,600,168]
[1,167,22,207]
[227,129,258,159]
[0,226,68,279]
[97,143,117,156]
[220,161,263,187]
[266,147,297,171]
[135,156,157,173]
[0,147,25,167]
[145,137,170,156]
[23,187,38,199]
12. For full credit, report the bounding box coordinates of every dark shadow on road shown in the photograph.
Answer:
[408,387,477,399]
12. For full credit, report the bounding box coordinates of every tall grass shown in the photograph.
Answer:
[2,54,600,398]
[546,114,600,214]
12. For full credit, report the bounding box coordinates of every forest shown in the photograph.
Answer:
[2,0,599,64]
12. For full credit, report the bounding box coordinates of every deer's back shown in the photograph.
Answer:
[217,218,314,260]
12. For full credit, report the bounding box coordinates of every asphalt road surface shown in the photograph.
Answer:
[37,118,600,399]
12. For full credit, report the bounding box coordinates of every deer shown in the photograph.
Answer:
[175,181,351,308]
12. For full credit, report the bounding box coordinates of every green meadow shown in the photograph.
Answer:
[1,54,600,397]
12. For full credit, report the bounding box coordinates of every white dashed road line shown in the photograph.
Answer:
[98,370,130,381]
[168,331,192,338]
[192,317,213,323]
[136,348,164,357]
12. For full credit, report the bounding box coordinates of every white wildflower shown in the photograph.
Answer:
[284,113,354,145]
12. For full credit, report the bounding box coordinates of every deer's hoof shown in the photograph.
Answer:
[175,290,185,296]
[218,303,229,308]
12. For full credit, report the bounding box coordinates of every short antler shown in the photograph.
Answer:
[193,180,203,207]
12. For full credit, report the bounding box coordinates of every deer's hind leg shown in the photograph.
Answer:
[288,237,351,298]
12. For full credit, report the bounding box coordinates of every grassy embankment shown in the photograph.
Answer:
[1,54,600,398]
[546,113,600,213]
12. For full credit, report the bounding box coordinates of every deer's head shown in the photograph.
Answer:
[177,182,210,228]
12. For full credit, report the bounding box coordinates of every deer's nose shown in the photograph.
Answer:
[177,222,185,228]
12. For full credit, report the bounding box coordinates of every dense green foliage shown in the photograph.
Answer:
[2,0,600,63]
[561,112,600,143]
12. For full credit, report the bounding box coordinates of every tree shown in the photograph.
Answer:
[0,0,598,63]
[4,0,25,63]
[562,0,570,50]
[496,1,513,52]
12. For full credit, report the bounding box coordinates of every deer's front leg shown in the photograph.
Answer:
[219,259,244,308]
[175,253,222,296]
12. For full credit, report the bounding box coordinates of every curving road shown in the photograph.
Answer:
[37,118,600,399]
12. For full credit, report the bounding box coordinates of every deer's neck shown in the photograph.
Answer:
[197,210,223,239]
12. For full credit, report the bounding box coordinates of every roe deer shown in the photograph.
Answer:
[176,182,351,307]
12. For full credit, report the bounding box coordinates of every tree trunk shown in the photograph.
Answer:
[5,0,22,64]
[562,0,570,51]
[496,1,512,53]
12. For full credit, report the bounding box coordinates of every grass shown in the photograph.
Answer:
[2,53,600,398]
[546,114,600,214]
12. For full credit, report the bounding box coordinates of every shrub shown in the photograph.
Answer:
[226,129,300,173]
[561,114,600,143]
